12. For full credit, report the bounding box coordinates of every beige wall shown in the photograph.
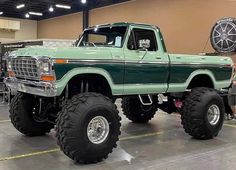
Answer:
[37,0,236,54]
[37,12,82,39]
[0,17,37,43]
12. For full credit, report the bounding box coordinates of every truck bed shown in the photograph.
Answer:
[203,52,236,63]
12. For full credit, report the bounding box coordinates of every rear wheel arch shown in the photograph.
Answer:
[187,74,215,89]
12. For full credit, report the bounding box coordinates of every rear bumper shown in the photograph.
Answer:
[4,77,57,97]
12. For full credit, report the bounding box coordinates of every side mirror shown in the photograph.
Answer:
[138,39,150,50]
[127,44,135,50]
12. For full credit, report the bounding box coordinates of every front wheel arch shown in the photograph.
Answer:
[56,68,116,96]
[66,73,113,98]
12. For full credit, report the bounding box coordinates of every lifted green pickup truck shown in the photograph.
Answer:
[5,22,234,163]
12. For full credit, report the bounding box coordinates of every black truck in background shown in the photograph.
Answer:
[0,41,51,82]
[0,42,27,82]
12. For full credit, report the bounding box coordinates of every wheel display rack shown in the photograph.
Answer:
[210,17,236,53]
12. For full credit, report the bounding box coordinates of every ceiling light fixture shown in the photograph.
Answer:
[0,12,3,15]
[29,12,43,16]
[16,4,25,9]
[25,13,30,18]
[81,0,87,4]
[55,4,71,9]
[49,6,54,12]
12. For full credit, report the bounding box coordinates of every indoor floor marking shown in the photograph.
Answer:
[0,119,10,123]
[0,131,165,162]
[0,149,60,161]
[224,123,236,128]
[120,131,164,140]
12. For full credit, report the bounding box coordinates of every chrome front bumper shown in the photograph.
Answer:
[4,77,57,97]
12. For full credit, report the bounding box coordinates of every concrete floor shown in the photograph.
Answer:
[1,100,236,170]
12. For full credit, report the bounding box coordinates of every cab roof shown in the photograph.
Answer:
[85,22,159,30]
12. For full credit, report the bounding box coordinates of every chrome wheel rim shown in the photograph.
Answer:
[87,116,110,144]
[212,21,236,52]
[207,105,220,126]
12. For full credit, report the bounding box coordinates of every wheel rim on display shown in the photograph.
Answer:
[87,116,110,144]
[207,105,220,126]
[211,19,236,52]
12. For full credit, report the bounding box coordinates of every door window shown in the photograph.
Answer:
[127,28,158,51]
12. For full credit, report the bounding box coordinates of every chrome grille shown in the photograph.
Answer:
[11,57,39,80]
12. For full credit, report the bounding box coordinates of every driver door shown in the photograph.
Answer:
[123,26,169,94]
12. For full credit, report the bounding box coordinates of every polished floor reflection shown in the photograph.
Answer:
[0,99,236,170]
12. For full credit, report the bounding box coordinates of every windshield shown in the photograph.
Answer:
[77,26,127,48]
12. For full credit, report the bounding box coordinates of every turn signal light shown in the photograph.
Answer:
[8,71,15,77]
[55,59,68,64]
[41,75,55,81]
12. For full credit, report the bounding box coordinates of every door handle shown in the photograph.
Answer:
[156,57,162,60]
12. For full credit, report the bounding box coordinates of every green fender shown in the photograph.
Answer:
[186,70,216,87]
[55,67,123,96]
[167,69,231,92]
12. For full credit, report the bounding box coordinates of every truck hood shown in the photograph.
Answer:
[169,53,233,66]
[9,46,113,60]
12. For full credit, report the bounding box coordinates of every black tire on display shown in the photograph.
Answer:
[56,93,121,163]
[121,96,158,123]
[181,87,224,139]
[210,17,236,53]
[9,92,54,136]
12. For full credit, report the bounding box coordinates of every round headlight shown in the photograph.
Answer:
[42,63,49,72]
[39,62,50,73]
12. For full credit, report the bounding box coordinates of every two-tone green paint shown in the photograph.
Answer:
[54,60,231,83]
[54,61,170,84]
[9,22,234,97]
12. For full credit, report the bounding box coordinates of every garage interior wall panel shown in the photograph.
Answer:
[37,0,236,54]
